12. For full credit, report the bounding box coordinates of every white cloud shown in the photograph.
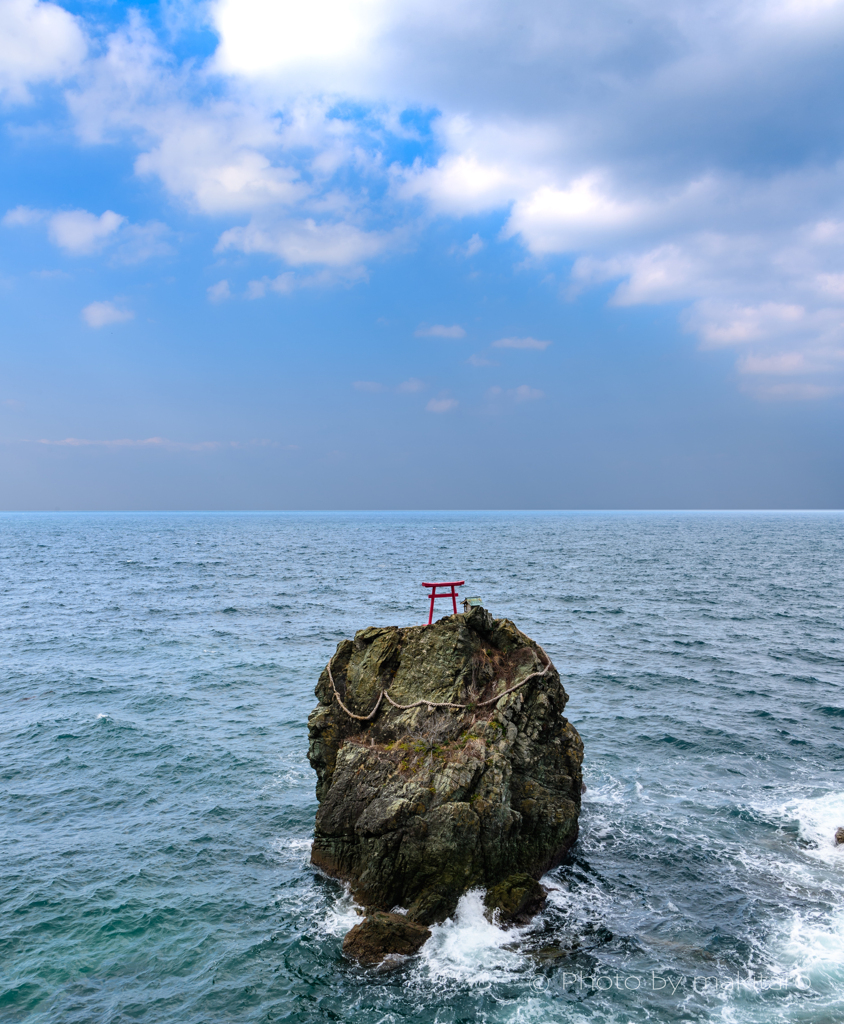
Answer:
[207,279,231,303]
[212,0,390,80]
[415,324,466,338]
[401,151,526,216]
[504,177,648,254]
[426,397,458,413]
[570,225,844,391]
[66,16,314,217]
[217,218,388,266]
[738,351,814,376]
[353,380,384,392]
[5,203,171,261]
[247,274,296,298]
[572,245,699,307]
[491,336,551,350]
[247,268,362,296]
[48,209,124,253]
[695,302,806,348]
[467,354,495,366]
[397,377,425,392]
[3,205,46,226]
[135,130,306,215]
[81,300,134,328]
[112,221,173,263]
[463,233,483,257]
[816,272,844,297]
[31,0,844,393]
[0,0,86,102]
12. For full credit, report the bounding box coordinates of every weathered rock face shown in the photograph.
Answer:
[307,606,583,959]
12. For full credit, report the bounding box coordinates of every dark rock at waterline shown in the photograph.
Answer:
[835,827,844,846]
[484,872,548,925]
[307,605,583,962]
[342,912,432,964]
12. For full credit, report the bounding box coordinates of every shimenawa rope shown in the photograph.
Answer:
[325,646,554,722]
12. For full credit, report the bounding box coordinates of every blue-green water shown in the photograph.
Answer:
[2,511,843,1024]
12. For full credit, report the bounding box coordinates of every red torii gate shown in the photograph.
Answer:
[421,580,464,624]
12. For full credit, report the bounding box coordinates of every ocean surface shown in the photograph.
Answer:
[2,511,843,1024]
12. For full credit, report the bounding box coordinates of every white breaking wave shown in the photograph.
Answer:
[323,884,366,938]
[770,794,844,1002]
[412,889,533,987]
[781,908,844,980]
[703,791,844,1022]
[581,775,626,806]
[784,791,844,864]
[270,836,313,860]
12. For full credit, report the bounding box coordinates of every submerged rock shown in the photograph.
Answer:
[307,606,583,962]
[835,827,844,846]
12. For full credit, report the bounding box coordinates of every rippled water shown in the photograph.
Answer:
[2,511,843,1024]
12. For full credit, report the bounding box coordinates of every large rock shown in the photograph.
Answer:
[307,605,583,961]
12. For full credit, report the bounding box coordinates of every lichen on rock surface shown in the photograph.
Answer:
[307,605,583,962]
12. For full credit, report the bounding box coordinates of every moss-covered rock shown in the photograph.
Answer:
[308,606,583,962]
[484,873,548,925]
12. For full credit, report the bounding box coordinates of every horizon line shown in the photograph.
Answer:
[0,508,841,515]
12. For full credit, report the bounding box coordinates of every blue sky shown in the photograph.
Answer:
[1,0,842,509]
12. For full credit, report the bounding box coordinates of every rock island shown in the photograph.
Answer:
[307,605,583,963]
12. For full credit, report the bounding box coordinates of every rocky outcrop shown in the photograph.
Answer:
[342,912,432,963]
[484,873,549,926]
[307,605,583,962]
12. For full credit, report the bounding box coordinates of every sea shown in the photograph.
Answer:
[2,511,843,1024]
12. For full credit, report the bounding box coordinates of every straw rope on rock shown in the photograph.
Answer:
[324,642,554,720]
